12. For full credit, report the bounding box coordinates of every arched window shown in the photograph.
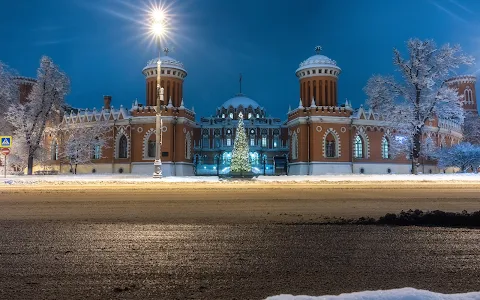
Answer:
[464,86,473,104]
[325,133,336,158]
[291,131,298,160]
[229,112,233,119]
[381,137,389,159]
[118,135,128,158]
[248,112,252,119]
[354,135,363,158]
[147,139,156,158]
[92,138,101,160]
[51,140,58,161]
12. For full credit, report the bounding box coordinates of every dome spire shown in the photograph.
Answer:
[315,45,322,54]
[163,47,170,56]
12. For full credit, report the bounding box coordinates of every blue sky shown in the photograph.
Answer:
[1,0,479,119]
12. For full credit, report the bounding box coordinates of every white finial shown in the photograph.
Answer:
[167,96,173,108]
[310,97,316,108]
[134,98,138,106]
[180,98,185,108]
[298,98,303,108]
[288,105,292,113]
[315,45,322,54]
[192,106,195,112]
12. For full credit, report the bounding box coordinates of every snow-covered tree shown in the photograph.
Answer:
[364,39,474,174]
[0,61,18,133]
[463,112,480,144]
[56,121,111,174]
[230,112,251,173]
[436,143,480,173]
[6,56,70,175]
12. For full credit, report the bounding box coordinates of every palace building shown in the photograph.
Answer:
[28,46,476,175]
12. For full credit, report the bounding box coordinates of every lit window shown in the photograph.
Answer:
[256,114,259,118]
[273,136,278,148]
[248,113,252,119]
[250,138,255,146]
[202,136,209,149]
[354,135,363,158]
[222,114,225,118]
[92,138,101,159]
[382,137,389,159]
[229,113,233,119]
[262,136,267,148]
[226,138,231,146]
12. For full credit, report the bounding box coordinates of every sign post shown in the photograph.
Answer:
[1,148,10,178]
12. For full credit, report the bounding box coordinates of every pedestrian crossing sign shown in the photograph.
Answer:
[0,136,12,148]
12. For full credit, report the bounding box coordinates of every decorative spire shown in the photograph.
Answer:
[167,95,173,108]
[239,73,242,94]
[315,45,322,54]
[180,98,185,108]
[192,106,195,112]
[134,98,138,106]
[310,97,316,108]
[345,98,350,108]
[298,98,303,108]
[288,105,292,113]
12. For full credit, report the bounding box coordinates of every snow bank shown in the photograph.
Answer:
[254,173,480,182]
[265,287,480,300]
[2,173,480,186]
[1,174,221,185]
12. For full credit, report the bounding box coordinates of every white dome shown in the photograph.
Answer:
[222,94,260,109]
[296,46,341,74]
[142,55,186,73]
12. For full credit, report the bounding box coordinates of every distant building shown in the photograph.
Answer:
[29,47,475,175]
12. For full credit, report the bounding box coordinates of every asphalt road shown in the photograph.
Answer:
[1,183,480,299]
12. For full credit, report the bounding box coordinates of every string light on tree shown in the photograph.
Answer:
[230,112,251,174]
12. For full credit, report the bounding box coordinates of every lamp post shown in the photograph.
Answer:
[151,9,166,178]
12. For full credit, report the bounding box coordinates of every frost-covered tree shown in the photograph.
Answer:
[463,112,480,144]
[364,39,474,174]
[0,61,18,133]
[230,112,251,173]
[56,121,111,174]
[436,143,480,173]
[6,56,70,175]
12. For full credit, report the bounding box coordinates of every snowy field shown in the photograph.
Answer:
[2,173,480,185]
[266,288,480,300]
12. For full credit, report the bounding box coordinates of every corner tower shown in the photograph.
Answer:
[295,46,341,107]
[445,75,477,114]
[142,48,187,107]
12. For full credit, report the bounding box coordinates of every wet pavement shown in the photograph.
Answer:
[0,222,479,299]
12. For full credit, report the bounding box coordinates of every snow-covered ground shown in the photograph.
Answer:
[2,173,480,185]
[265,288,480,300]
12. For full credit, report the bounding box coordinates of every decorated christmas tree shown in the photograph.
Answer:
[231,112,251,173]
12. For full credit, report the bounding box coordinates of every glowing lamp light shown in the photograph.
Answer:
[152,9,165,22]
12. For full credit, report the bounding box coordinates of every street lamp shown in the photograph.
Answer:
[150,8,166,178]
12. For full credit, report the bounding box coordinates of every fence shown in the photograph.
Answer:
[194,157,287,176]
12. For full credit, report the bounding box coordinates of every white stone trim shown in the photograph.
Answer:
[114,127,130,159]
[143,128,156,159]
[291,131,298,160]
[353,127,370,159]
[185,131,192,160]
[323,128,341,158]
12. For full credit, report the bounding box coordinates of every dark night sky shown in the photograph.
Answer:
[1,0,479,119]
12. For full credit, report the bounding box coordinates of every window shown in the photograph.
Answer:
[325,133,337,158]
[147,140,156,157]
[229,113,233,119]
[92,138,101,160]
[326,141,335,158]
[202,136,209,149]
[256,114,259,118]
[273,136,279,148]
[262,136,267,148]
[250,137,255,146]
[381,137,389,159]
[51,141,58,160]
[226,138,232,146]
[214,136,221,148]
[185,132,192,159]
[248,113,252,119]
[354,135,363,158]
[222,114,225,118]
[118,135,128,158]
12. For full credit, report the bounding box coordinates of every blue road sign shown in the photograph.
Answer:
[0,136,12,148]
